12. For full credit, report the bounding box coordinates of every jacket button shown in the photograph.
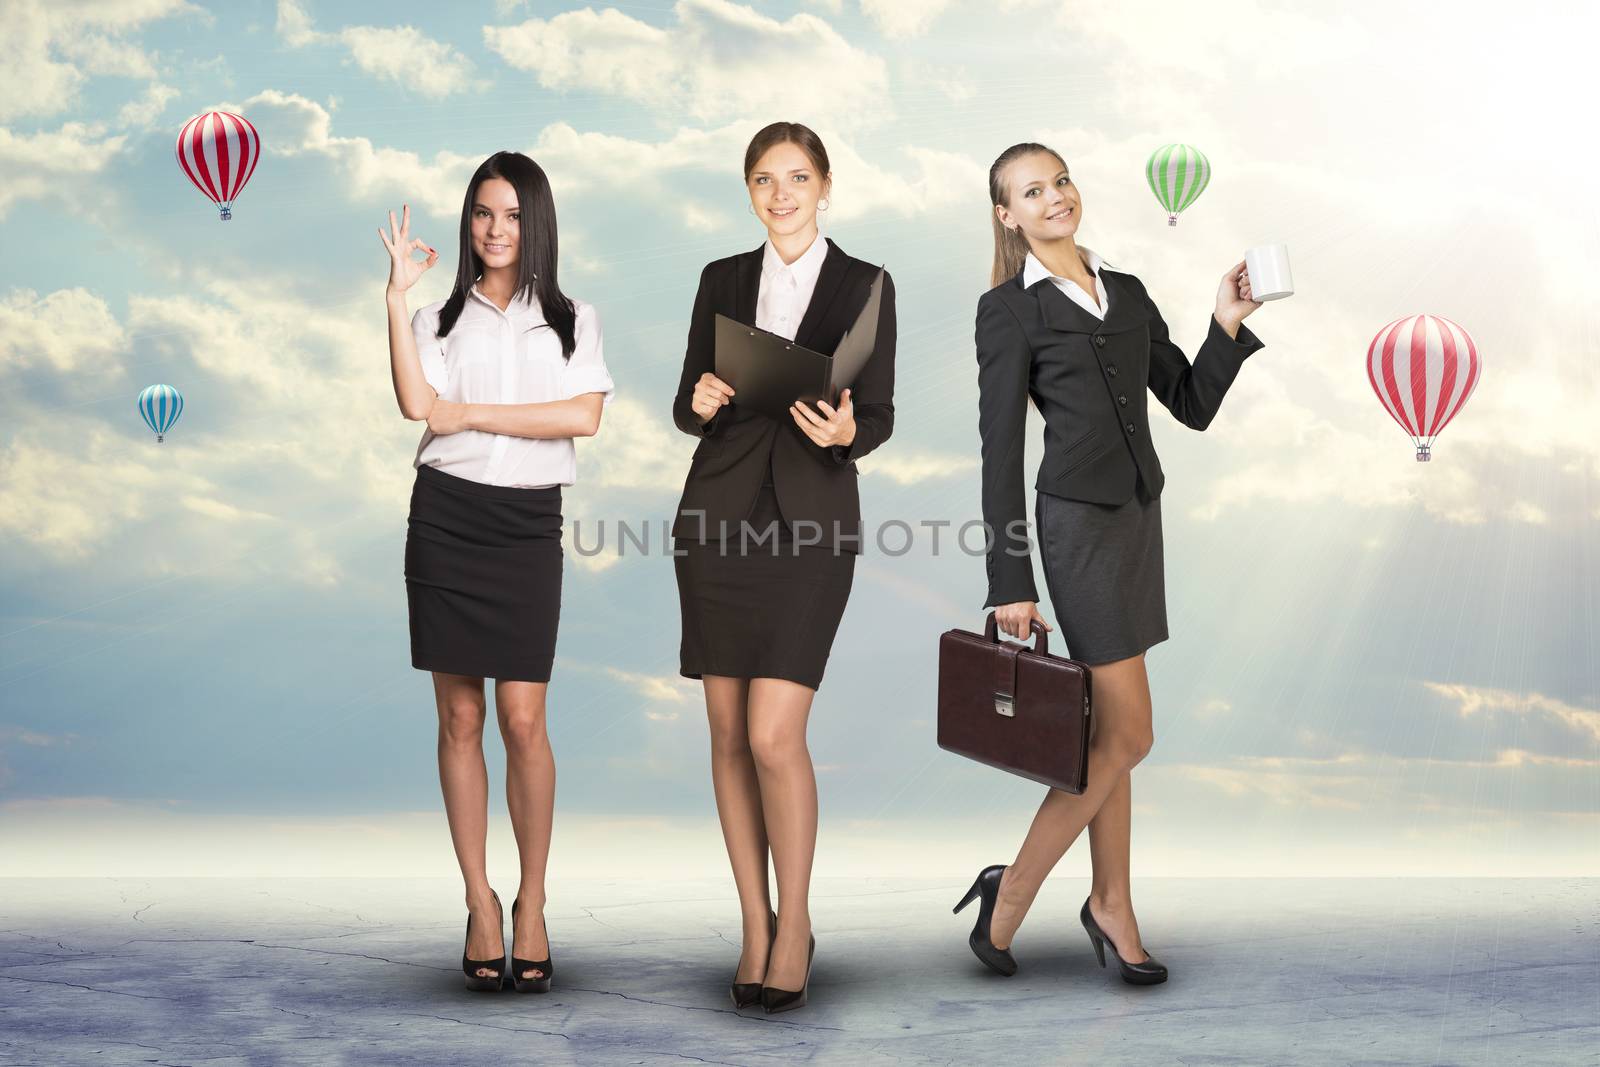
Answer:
[1125,421,1136,435]
[1106,365,1118,377]
[1093,334,1106,347]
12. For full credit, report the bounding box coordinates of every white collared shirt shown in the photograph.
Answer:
[411,283,615,488]
[1022,245,1112,321]
[755,232,828,341]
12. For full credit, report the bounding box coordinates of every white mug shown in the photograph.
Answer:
[1243,243,1294,301]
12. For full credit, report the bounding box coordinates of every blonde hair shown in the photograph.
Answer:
[988,142,1068,288]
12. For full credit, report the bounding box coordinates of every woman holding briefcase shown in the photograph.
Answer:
[957,142,1266,983]
[670,122,896,1013]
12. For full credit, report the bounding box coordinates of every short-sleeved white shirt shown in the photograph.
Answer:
[411,283,615,488]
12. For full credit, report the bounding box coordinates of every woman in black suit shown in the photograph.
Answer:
[671,122,895,1013]
[955,143,1265,983]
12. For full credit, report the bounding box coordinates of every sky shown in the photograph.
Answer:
[1,0,1596,878]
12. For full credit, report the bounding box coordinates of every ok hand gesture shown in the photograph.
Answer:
[378,203,437,296]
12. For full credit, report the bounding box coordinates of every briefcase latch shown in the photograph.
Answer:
[994,693,1015,718]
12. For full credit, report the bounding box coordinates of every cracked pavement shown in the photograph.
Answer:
[0,877,1595,1065]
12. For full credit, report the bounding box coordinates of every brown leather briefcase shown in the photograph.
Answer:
[937,613,1093,793]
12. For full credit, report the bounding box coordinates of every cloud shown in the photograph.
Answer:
[602,666,698,705]
[0,288,125,374]
[857,448,976,486]
[1165,744,1600,815]
[0,275,427,581]
[0,0,199,122]
[238,90,483,219]
[1424,682,1600,745]
[858,0,958,37]
[115,82,180,129]
[485,0,891,131]
[0,123,129,220]
[276,0,476,98]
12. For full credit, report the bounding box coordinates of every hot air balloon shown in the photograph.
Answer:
[176,111,261,221]
[138,384,184,443]
[1366,315,1481,462]
[1146,144,1210,226]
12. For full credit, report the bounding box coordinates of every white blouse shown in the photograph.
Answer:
[755,231,828,340]
[1022,246,1112,321]
[411,283,615,488]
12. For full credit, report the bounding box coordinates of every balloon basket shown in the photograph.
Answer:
[1415,444,1431,462]
[156,434,165,443]
[219,205,232,221]
[1168,214,1178,226]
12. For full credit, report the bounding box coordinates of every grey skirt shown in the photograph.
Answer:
[1035,477,1169,665]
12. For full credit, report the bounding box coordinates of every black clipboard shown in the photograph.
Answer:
[714,266,884,421]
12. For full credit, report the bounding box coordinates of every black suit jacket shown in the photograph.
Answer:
[976,264,1264,608]
[672,237,896,552]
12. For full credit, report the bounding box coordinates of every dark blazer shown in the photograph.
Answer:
[672,237,896,552]
[976,264,1264,608]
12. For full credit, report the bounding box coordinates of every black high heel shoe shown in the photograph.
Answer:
[953,864,1017,976]
[760,929,815,1015]
[730,909,777,1009]
[510,898,554,994]
[1080,897,1167,985]
[461,889,506,991]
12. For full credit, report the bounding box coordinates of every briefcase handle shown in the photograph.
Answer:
[983,611,1049,656]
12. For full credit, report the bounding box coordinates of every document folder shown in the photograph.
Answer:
[713,266,884,421]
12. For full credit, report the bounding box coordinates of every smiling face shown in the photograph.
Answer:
[994,151,1081,246]
[746,140,830,239]
[471,176,520,271]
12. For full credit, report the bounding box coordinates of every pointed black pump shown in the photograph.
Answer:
[953,864,1018,977]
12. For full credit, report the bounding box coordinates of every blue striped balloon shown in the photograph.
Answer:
[138,384,184,443]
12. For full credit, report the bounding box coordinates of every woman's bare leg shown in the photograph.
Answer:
[496,679,555,981]
[704,674,774,984]
[1087,769,1150,962]
[987,653,1155,951]
[746,677,818,992]
[433,671,502,979]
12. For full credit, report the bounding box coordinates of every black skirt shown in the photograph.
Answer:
[674,482,855,690]
[1035,475,1169,666]
[405,463,563,683]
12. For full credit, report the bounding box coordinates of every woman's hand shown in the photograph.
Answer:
[791,389,856,448]
[426,398,471,435]
[994,601,1052,641]
[379,203,438,296]
[691,372,735,423]
[1215,260,1264,333]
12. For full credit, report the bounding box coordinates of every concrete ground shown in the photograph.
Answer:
[0,877,1594,1065]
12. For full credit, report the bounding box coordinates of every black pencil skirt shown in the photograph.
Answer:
[405,462,563,683]
[674,483,855,691]
[1035,475,1169,666]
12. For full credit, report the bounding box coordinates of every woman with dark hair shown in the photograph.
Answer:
[671,121,896,1013]
[380,150,614,993]
[956,143,1265,984]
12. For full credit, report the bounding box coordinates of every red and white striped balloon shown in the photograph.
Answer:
[175,111,261,221]
[1366,314,1482,462]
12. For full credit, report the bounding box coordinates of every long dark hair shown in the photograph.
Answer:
[989,142,1068,288]
[436,151,578,360]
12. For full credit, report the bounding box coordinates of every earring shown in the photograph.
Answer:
[748,203,756,215]
[818,197,830,212]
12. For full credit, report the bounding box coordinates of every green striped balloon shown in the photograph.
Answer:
[1146,144,1211,226]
